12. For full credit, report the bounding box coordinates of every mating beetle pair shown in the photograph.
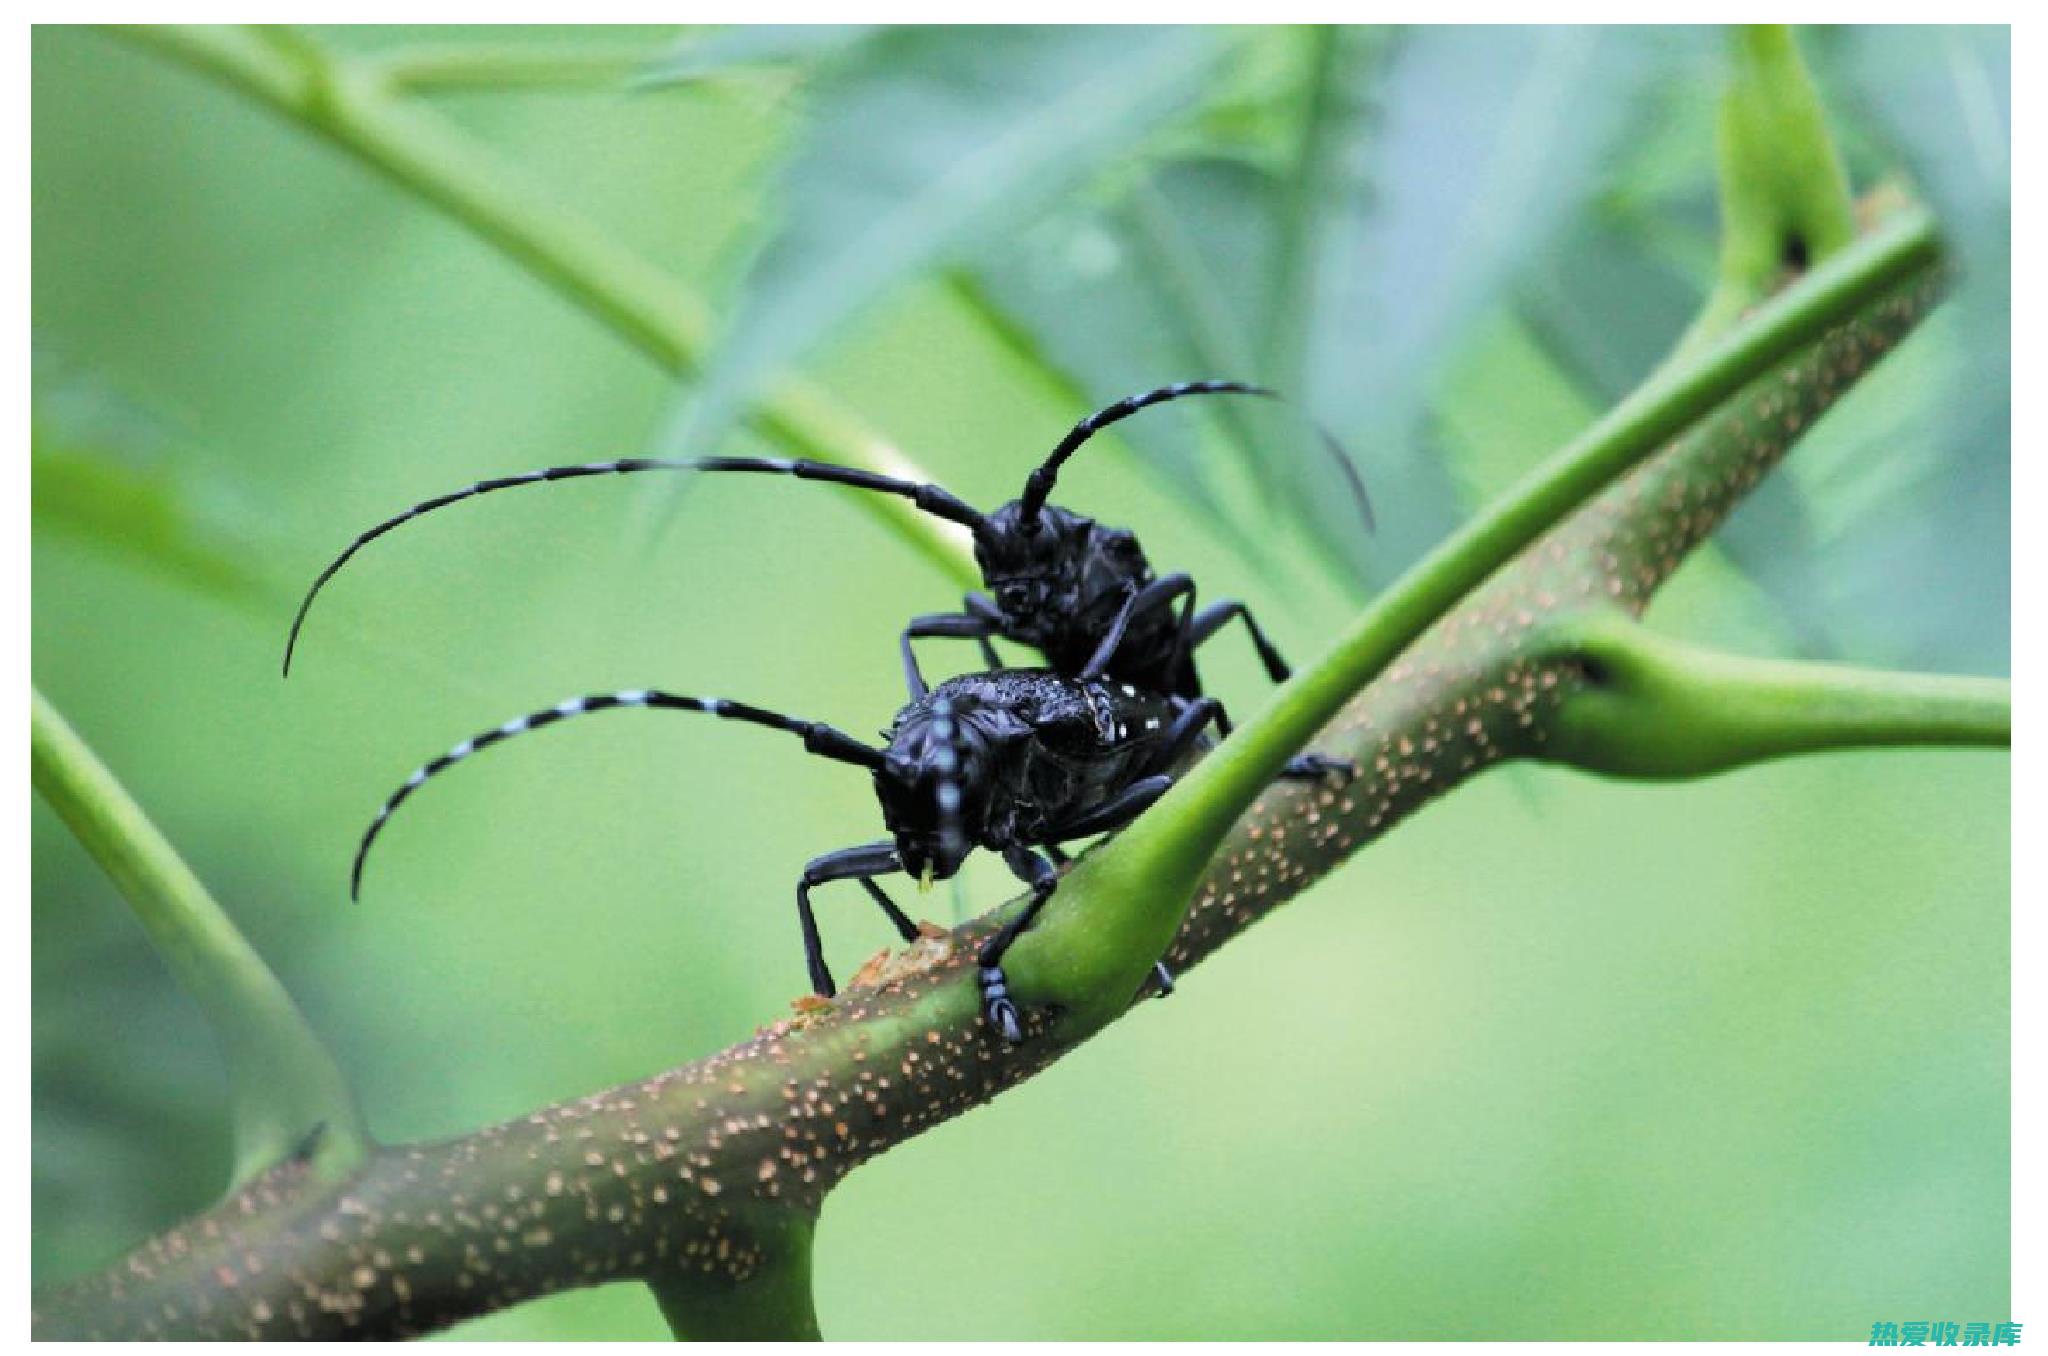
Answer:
[294,381,1366,1042]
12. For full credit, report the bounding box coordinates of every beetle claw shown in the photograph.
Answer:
[979,965,1025,1044]
[1281,752,1359,785]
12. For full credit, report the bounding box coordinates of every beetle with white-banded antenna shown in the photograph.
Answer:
[283,380,1367,780]
[351,669,1227,1043]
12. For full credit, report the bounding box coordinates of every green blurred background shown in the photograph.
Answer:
[32,25,2008,1339]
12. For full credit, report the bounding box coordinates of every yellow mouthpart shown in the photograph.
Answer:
[918,862,935,893]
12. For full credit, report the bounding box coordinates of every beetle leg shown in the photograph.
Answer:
[1043,775,1187,1008]
[1181,606,1362,783]
[1082,573,1195,682]
[1281,752,1360,783]
[860,878,920,942]
[900,611,1002,700]
[1186,598,1292,684]
[977,845,1060,1044]
[1144,697,1225,776]
[796,841,912,998]
[1047,774,1174,839]
[961,592,1008,669]
[1177,597,1358,784]
[1076,584,1139,681]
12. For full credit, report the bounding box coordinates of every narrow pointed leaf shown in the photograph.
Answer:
[635,24,880,87]
[31,371,271,610]
[1303,26,1686,576]
[675,25,1224,460]
[1715,27,2008,672]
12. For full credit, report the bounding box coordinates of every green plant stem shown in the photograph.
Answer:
[105,24,977,592]
[647,1218,822,1341]
[1539,612,2010,777]
[1164,204,1935,831]
[369,41,669,94]
[1683,24,1859,351]
[1048,202,1941,1009]
[31,689,368,1183]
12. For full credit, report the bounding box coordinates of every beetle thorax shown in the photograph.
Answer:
[977,502,1152,651]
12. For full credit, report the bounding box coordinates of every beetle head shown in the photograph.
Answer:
[976,500,1097,616]
[876,696,986,887]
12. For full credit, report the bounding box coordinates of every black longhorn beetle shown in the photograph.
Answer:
[283,380,1369,780]
[350,668,1228,1043]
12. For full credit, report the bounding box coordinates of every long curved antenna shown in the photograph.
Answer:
[1016,381,1376,536]
[283,457,989,677]
[1308,424,1378,535]
[350,688,884,900]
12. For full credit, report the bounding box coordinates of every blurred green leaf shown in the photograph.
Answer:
[1262,26,1360,390]
[951,239,1221,522]
[1687,25,1858,346]
[31,366,270,609]
[959,28,1691,590]
[954,35,1386,582]
[671,25,1225,461]
[1505,49,1841,661]
[958,155,1375,589]
[1300,26,1688,577]
[952,163,1283,575]
[1829,26,2007,673]
[635,24,880,87]
[1512,27,2011,677]
[1708,28,2010,673]
[1514,210,1705,406]
[32,936,228,1282]
[1125,159,1388,586]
